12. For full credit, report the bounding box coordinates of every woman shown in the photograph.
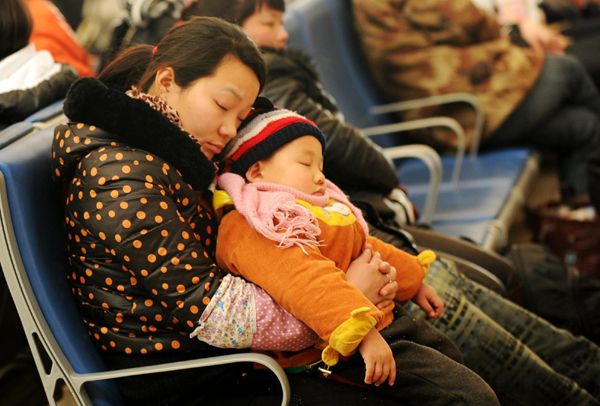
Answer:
[51,16,464,405]
[188,1,600,405]
[0,0,78,130]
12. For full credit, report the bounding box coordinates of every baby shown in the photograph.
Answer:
[203,102,443,386]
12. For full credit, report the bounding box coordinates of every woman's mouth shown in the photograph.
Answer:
[201,143,224,158]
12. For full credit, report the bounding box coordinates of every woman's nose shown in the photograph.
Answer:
[219,120,237,140]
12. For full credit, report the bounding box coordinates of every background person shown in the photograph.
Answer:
[28,0,96,77]
[0,0,78,130]
[352,0,600,204]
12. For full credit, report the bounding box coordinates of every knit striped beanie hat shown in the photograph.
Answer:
[218,100,326,176]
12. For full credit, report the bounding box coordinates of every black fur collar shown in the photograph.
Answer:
[63,77,216,190]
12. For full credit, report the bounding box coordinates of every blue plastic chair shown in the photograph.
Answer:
[284,0,540,250]
[0,126,290,406]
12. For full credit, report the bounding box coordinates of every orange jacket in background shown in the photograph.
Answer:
[28,0,95,77]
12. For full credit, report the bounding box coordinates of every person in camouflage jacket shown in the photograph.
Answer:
[353,0,600,200]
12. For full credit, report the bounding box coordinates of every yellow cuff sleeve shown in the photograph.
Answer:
[321,307,377,367]
[212,190,233,222]
[417,250,436,275]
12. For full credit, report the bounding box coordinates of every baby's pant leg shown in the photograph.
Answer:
[332,339,499,406]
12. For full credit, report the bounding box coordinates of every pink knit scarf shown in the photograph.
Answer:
[218,173,369,253]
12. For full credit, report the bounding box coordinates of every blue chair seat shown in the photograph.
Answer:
[430,220,495,246]
[398,148,532,187]
[283,0,540,249]
[407,178,515,223]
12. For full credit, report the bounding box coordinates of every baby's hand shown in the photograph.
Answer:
[412,283,444,321]
[359,328,396,387]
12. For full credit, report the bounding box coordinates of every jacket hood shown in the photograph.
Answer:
[61,77,216,190]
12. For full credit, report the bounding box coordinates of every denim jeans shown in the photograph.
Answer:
[406,258,600,406]
[482,54,600,198]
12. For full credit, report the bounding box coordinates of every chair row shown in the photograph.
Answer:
[283,0,541,251]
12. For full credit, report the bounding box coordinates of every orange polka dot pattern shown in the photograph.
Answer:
[51,122,225,355]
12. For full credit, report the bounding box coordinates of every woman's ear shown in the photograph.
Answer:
[245,162,263,183]
[154,67,176,96]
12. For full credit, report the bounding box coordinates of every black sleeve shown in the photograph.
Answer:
[261,64,400,195]
[0,64,77,125]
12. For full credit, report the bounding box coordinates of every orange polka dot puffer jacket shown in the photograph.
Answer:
[51,77,228,356]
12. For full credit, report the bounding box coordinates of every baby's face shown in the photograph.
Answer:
[254,136,326,196]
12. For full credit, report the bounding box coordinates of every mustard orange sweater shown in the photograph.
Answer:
[216,199,427,351]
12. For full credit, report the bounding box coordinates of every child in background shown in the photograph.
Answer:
[191,100,500,405]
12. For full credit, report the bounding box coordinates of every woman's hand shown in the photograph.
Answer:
[346,244,398,309]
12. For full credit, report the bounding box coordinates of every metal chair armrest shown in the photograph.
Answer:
[370,93,484,158]
[361,117,465,188]
[379,144,442,224]
[70,352,291,406]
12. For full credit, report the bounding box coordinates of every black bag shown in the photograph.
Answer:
[505,242,600,344]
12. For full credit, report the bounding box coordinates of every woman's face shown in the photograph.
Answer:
[241,4,288,50]
[156,55,260,161]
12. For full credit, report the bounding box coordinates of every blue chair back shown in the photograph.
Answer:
[285,0,394,133]
[0,127,124,405]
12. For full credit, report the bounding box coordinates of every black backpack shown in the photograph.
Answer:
[505,242,600,344]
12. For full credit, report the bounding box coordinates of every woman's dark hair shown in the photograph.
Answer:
[184,0,285,26]
[0,0,33,61]
[97,16,267,93]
